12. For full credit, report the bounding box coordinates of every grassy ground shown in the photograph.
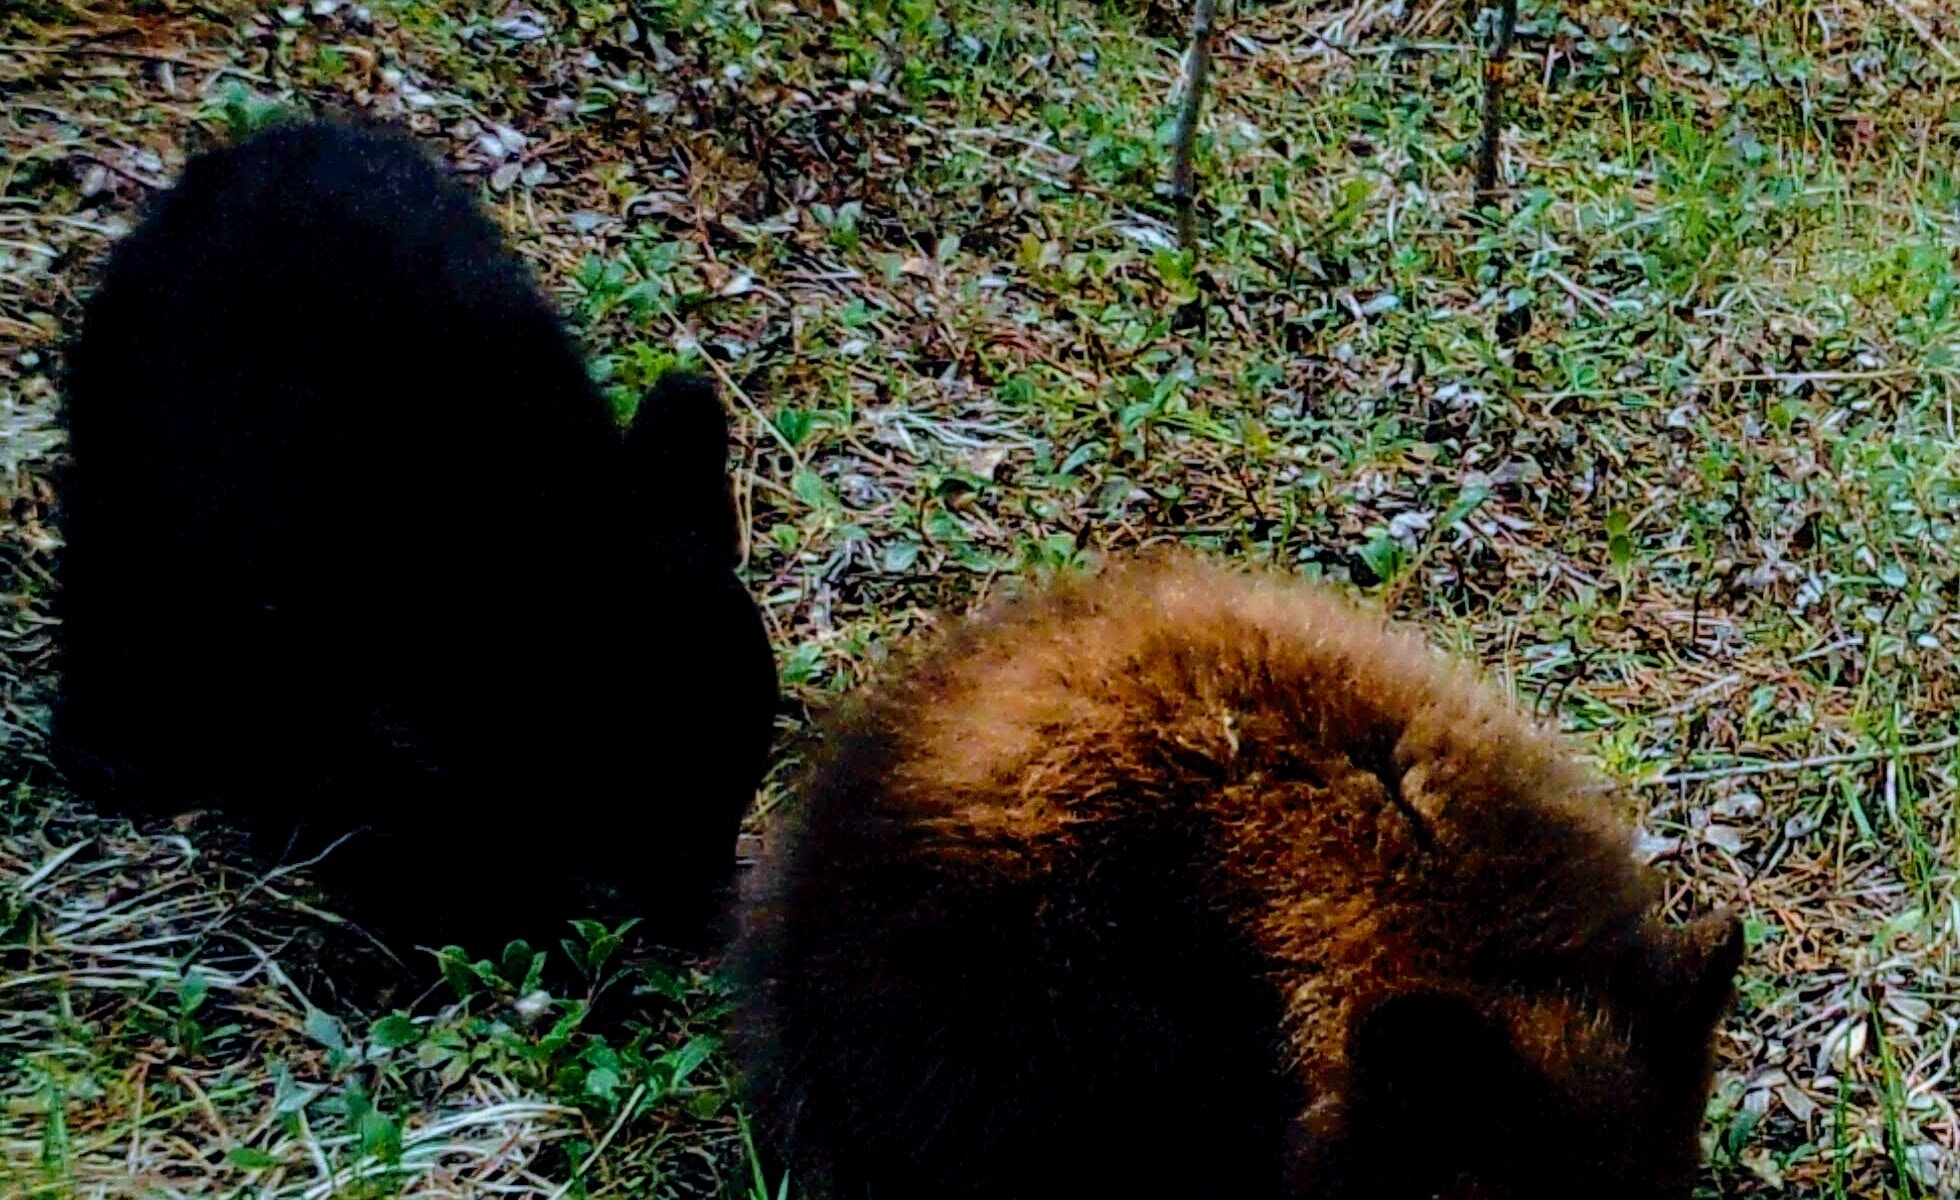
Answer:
[3,0,1959,1195]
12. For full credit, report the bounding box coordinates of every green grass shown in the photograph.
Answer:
[4,0,1959,1195]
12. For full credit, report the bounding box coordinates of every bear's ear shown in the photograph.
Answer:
[624,368,730,475]
[1648,909,1745,1031]
[622,369,739,562]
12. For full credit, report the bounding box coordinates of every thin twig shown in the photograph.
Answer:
[1170,0,1220,252]
[17,838,90,894]
[1637,736,1960,788]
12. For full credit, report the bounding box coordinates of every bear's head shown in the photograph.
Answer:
[1321,908,1745,1200]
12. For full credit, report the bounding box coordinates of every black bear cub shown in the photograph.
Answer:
[56,117,777,955]
[736,553,1744,1200]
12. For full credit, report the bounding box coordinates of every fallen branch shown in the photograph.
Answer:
[1636,735,1960,788]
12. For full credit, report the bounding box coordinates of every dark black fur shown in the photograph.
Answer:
[54,117,777,956]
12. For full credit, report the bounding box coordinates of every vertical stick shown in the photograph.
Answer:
[1171,0,1220,252]
[1472,0,1518,216]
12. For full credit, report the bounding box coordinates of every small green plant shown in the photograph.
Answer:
[202,85,290,139]
[130,967,244,1059]
[810,202,863,252]
[1353,532,1407,588]
[562,917,639,984]
[737,1108,793,1200]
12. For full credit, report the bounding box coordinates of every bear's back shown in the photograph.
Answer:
[783,553,1650,984]
[63,118,618,595]
[738,554,1680,1200]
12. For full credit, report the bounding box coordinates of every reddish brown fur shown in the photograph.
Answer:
[734,552,1744,1200]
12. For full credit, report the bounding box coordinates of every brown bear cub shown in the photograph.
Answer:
[735,553,1744,1200]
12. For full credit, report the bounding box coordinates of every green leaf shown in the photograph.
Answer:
[38,1079,68,1173]
[662,1036,716,1090]
[584,934,620,976]
[500,940,535,985]
[343,1081,372,1129]
[228,1147,282,1170]
[1016,233,1044,273]
[208,85,289,139]
[359,1108,403,1164]
[1608,532,1634,570]
[685,1089,725,1120]
[1057,442,1099,476]
[619,280,667,321]
[1440,484,1491,529]
[780,642,824,687]
[540,1003,588,1056]
[1117,401,1156,433]
[369,1014,420,1050]
[774,407,815,447]
[271,1061,313,1116]
[584,1066,622,1101]
[1356,534,1406,585]
[1723,1107,1761,1156]
[1151,248,1194,286]
[437,946,478,999]
[1329,177,1372,231]
[177,970,209,1016]
[302,1008,345,1053]
[639,962,689,1002]
[791,470,834,509]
